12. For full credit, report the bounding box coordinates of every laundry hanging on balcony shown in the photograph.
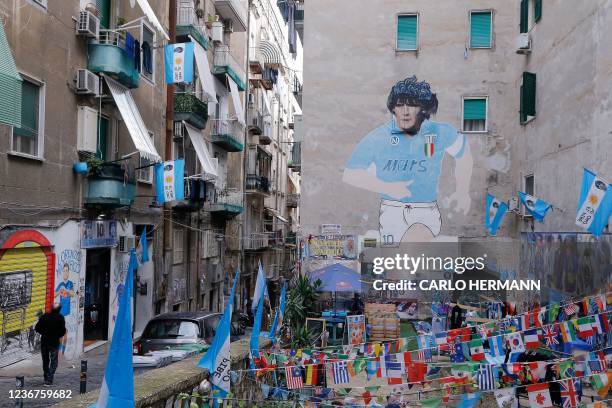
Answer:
[191,37,217,103]
[154,159,185,204]
[104,76,161,162]
[164,42,194,84]
[0,21,22,127]
[228,76,245,126]
[183,121,218,178]
[135,0,169,40]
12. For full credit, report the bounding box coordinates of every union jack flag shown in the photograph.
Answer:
[564,303,578,316]
[560,378,581,408]
[542,324,559,346]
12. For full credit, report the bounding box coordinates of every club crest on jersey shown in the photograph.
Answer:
[390,136,400,145]
[424,134,436,158]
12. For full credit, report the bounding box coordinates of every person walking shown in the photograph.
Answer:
[34,303,66,385]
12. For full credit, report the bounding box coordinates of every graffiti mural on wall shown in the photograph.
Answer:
[56,249,81,360]
[342,76,473,244]
[0,230,55,367]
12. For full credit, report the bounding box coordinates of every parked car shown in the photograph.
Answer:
[134,311,223,355]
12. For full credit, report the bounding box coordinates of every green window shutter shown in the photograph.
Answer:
[520,0,529,33]
[96,0,111,28]
[397,15,418,50]
[464,99,487,120]
[0,23,22,128]
[97,116,109,161]
[470,12,492,48]
[534,0,542,22]
[13,80,38,138]
[520,72,536,123]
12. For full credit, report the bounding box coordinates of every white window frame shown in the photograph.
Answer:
[173,229,184,264]
[10,73,45,160]
[522,173,535,216]
[468,9,493,50]
[137,131,155,184]
[140,19,156,85]
[461,96,489,133]
[395,13,419,52]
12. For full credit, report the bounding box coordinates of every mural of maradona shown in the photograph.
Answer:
[342,76,473,243]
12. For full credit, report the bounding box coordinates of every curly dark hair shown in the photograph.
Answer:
[386,76,439,119]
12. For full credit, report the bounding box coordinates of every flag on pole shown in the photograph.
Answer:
[250,284,265,360]
[268,281,286,341]
[575,168,612,237]
[92,249,137,408]
[251,261,268,314]
[197,269,239,399]
[164,42,194,84]
[519,192,552,221]
[527,383,553,407]
[138,225,149,263]
[154,159,185,204]
[485,194,508,236]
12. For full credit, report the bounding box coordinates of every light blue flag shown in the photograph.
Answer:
[138,225,149,263]
[164,42,194,84]
[198,269,239,399]
[518,191,552,222]
[458,392,481,408]
[488,335,504,358]
[91,249,137,407]
[485,194,508,236]
[251,261,268,315]
[250,287,264,360]
[575,168,612,237]
[267,282,286,342]
[154,159,185,204]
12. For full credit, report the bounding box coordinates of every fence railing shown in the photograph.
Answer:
[213,45,246,82]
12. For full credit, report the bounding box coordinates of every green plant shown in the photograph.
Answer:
[290,324,315,349]
[116,17,127,27]
[284,275,321,331]
[86,157,104,175]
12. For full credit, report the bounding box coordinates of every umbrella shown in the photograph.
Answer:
[309,263,361,293]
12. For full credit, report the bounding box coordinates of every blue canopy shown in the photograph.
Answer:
[309,263,361,292]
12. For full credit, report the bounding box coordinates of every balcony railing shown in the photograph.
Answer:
[213,45,247,91]
[249,46,264,74]
[84,163,136,208]
[204,188,243,216]
[246,174,270,194]
[247,107,263,135]
[244,232,269,251]
[214,0,248,32]
[288,142,301,171]
[176,3,209,50]
[210,118,244,152]
[286,193,299,208]
[88,30,140,88]
[174,92,208,129]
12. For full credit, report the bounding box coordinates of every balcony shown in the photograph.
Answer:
[285,231,297,247]
[210,119,244,152]
[259,122,272,145]
[249,46,264,75]
[247,107,263,135]
[244,232,269,251]
[204,188,243,217]
[213,45,247,91]
[174,93,208,129]
[173,179,206,212]
[176,3,209,50]
[286,193,299,208]
[288,142,301,172]
[88,31,140,88]
[261,68,276,91]
[246,174,271,195]
[214,0,247,32]
[84,163,135,208]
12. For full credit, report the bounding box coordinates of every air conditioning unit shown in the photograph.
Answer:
[211,21,224,43]
[77,106,99,153]
[223,19,234,33]
[173,121,185,141]
[76,10,100,38]
[75,69,100,95]
[118,235,136,252]
[516,33,531,54]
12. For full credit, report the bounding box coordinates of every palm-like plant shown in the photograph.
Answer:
[283,275,321,348]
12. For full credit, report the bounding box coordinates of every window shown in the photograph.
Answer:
[523,174,535,215]
[173,229,184,264]
[96,0,111,29]
[520,72,536,124]
[11,76,44,158]
[142,319,199,339]
[140,21,156,84]
[396,14,418,51]
[520,0,529,33]
[534,0,542,23]
[462,97,488,132]
[137,131,155,183]
[97,115,110,160]
[470,11,492,48]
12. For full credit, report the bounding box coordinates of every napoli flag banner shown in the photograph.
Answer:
[518,192,552,222]
[91,249,137,407]
[198,269,239,399]
[154,159,185,204]
[164,42,194,84]
[576,168,612,237]
[485,194,508,236]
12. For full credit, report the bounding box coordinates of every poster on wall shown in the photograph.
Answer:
[81,220,118,249]
[397,300,418,320]
[346,314,366,345]
[307,235,357,259]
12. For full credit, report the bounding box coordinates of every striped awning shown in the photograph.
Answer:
[0,22,22,127]
[259,40,282,66]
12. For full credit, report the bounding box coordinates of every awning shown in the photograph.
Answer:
[183,121,218,178]
[227,75,245,126]
[265,207,288,223]
[191,37,217,103]
[105,76,161,162]
[0,22,21,127]
[260,40,282,66]
[135,0,169,40]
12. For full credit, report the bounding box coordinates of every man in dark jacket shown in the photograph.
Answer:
[34,303,66,385]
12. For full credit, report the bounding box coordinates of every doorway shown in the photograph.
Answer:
[84,248,110,346]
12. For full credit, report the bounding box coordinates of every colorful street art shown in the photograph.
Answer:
[0,230,55,367]
[56,249,82,360]
[342,76,473,244]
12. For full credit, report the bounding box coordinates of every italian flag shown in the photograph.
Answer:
[469,340,485,361]
[559,321,578,342]
[527,382,553,407]
[590,372,612,398]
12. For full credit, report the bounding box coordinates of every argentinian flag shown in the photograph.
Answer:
[485,194,508,236]
[267,282,286,342]
[198,269,239,399]
[154,159,185,204]
[164,42,194,84]
[251,261,269,315]
[576,168,612,237]
[518,192,552,222]
[91,249,137,407]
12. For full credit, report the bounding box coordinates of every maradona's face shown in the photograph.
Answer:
[393,103,421,131]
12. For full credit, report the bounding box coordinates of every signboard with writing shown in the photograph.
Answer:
[308,235,357,259]
[81,220,118,248]
[320,224,341,235]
